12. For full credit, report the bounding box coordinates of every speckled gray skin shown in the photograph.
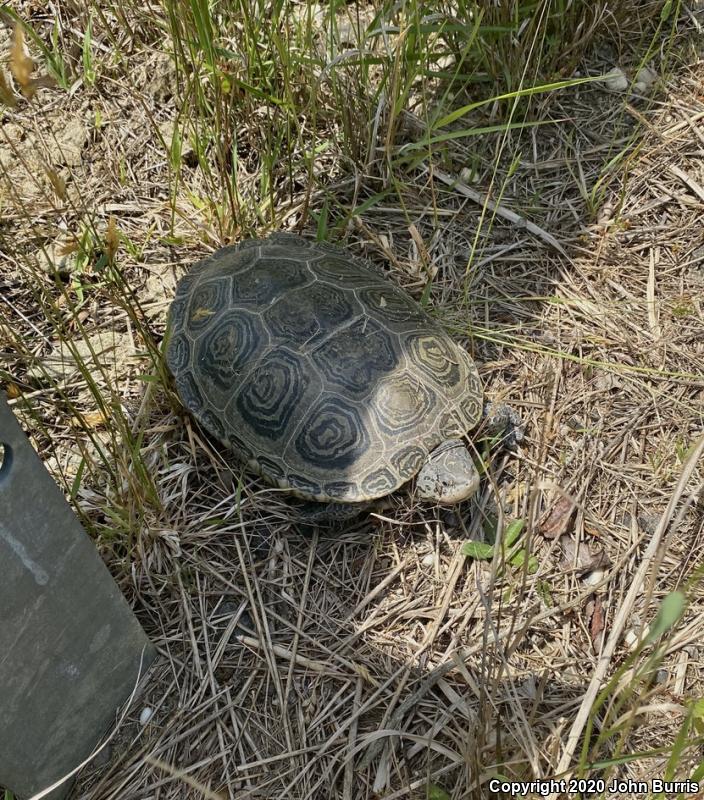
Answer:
[167,232,485,510]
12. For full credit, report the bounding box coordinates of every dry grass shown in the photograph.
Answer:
[1,2,704,799]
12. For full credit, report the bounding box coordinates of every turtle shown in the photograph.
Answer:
[166,232,489,522]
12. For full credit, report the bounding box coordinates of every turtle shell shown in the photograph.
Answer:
[167,233,482,503]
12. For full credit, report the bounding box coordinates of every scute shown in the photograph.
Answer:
[358,285,426,325]
[313,254,380,288]
[234,348,310,440]
[175,371,205,413]
[195,310,262,399]
[361,468,397,496]
[391,444,427,480]
[167,332,191,372]
[167,234,483,503]
[373,372,436,434]
[293,394,371,470]
[264,281,358,346]
[231,257,312,306]
[311,317,399,399]
[186,278,230,333]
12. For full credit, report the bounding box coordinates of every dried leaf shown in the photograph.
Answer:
[191,307,216,322]
[8,26,56,100]
[56,238,80,256]
[10,26,37,98]
[408,223,430,268]
[45,167,67,199]
[105,215,119,262]
[540,494,577,539]
[72,410,108,429]
[559,535,611,575]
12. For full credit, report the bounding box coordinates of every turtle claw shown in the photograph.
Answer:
[481,401,524,448]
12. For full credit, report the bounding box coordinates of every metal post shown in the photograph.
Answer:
[0,393,156,799]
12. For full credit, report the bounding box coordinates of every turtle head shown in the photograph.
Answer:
[415,439,479,504]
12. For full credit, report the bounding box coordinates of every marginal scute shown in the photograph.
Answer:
[287,473,323,498]
[200,409,226,440]
[358,285,424,324]
[269,231,312,249]
[173,272,199,300]
[314,255,380,288]
[361,468,397,496]
[324,481,360,501]
[406,331,462,387]
[391,444,427,480]
[175,371,204,413]
[436,407,467,439]
[256,455,285,481]
[166,332,190,372]
[167,234,483,503]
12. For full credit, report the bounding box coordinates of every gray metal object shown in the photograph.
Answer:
[0,393,156,800]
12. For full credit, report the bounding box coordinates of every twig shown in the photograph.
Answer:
[432,168,568,256]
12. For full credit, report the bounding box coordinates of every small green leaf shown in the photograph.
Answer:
[510,549,539,573]
[461,540,495,560]
[646,591,686,642]
[660,0,673,21]
[427,784,451,800]
[537,580,554,606]
[503,518,525,548]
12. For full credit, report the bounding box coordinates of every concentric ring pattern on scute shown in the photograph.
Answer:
[167,232,483,502]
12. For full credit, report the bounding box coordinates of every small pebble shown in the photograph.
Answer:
[602,67,629,92]
[421,552,436,568]
[634,65,657,93]
[624,624,650,651]
[139,706,154,726]
[583,568,605,587]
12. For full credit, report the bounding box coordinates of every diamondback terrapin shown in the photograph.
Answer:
[166,233,486,519]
